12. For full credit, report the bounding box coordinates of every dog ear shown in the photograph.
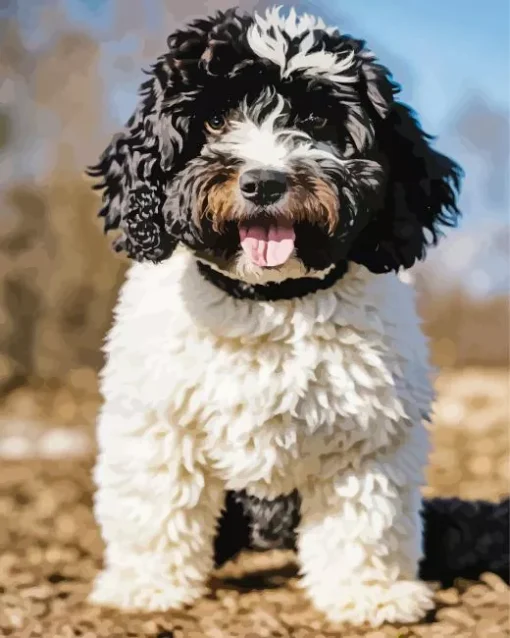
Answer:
[87,11,243,262]
[349,57,463,273]
[87,78,180,262]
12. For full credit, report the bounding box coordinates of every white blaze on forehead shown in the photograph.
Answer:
[232,123,288,167]
[247,6,357,83]
[207,92,347,172]
[209,94,312,169]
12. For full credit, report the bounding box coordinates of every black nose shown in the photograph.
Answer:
[239,169,288,205]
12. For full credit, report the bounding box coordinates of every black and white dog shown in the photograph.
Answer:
[88,6,508,628]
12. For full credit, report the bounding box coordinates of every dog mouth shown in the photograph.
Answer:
[238,215,296,268]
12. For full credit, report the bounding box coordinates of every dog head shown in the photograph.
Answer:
[89,7,462,284]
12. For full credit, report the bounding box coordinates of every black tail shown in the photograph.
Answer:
[420,496,509,586]
[215,490,510,588]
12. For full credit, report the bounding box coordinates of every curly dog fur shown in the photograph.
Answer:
[85,6,508,629]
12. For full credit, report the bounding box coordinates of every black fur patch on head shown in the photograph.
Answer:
[88,6,462,290]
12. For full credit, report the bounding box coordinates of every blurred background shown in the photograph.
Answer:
[0,0,509,501]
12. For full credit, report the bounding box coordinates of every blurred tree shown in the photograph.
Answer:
[33,29,104,171]
[0,10,28,77]
[0,4,125,394]
[0,109,13,152]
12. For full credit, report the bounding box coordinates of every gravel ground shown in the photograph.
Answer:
[0,367,508,637]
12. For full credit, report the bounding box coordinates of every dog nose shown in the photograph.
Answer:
[239,169,288,205]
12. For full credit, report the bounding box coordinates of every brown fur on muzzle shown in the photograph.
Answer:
[197,169,340,234]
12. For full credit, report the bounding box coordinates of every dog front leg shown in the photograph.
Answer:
[297,448,434,627]
[90,407,223,612]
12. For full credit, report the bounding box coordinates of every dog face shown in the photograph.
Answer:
[90,7,462,283]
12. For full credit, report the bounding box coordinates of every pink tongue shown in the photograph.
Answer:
[239,221,295,267]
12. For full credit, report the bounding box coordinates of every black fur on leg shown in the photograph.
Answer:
[231,490,300,551]
[215,490,510,588]
[213,491,252,567]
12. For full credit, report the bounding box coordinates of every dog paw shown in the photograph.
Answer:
[89,568,205,612]
[311,579,435,627]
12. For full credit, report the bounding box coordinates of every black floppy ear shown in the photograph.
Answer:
[87,13,229,262]
[87,84,179,262]
[350,58,463,273]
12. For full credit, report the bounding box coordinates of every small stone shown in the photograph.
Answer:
[435,588,461,605]
[480,572,510,593]
[437,606,477,627]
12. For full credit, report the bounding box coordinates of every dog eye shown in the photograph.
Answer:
[205,114,226,133]
[302,115,327,130]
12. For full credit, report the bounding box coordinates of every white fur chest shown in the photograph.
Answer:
[101,249,433,498]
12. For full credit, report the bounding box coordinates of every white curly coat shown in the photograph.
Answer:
[91,247,436,627]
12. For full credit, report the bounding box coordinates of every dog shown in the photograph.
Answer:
[88,6,464,627]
